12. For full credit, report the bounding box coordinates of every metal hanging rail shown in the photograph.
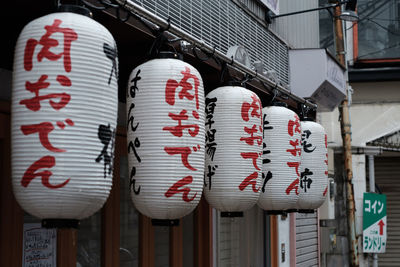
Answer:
[114,0,317,109]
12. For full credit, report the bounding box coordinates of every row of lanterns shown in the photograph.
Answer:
[11,9,328,226]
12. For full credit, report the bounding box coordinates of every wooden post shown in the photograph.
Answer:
[139,214,154,267]
[57,228,77,267]
[194,197,213,267]
[169,222,183,267]
[0,112,23,267]
[333,4,359,266]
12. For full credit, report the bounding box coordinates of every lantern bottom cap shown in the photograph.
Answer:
[42,219,80,229]
[151,219,180,227]
[297,209,316,214]
[220,211,244,217]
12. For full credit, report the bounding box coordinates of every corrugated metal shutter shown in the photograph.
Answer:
[270,0,320,48]
[374,156,400,267]
[296,212,318,266]
[133,0,290,85]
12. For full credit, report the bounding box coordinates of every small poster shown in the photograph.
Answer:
[23,223,57,267]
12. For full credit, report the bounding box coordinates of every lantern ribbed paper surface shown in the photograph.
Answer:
[204,86,262,212]
[258,106,301,211]
[297,121,328,210]
[127,58,205,220]
[11,12,118,220]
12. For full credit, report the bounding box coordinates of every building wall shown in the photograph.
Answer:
[270,0,320,48]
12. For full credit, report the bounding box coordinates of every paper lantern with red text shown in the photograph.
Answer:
[127,57,205,220]
[11,9,118,225]
[296,120,328,210]
[204,86,263,212]
[258,105,301,211]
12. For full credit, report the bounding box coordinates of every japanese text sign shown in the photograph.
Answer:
[363,193,387,253]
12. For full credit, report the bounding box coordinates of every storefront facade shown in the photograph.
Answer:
[0,0,340,266]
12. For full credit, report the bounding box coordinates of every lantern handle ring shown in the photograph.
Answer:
[116,0,130,22]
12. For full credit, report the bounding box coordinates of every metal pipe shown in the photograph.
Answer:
[368,155,375,193]
[115,0,317,109]
[368,155,378,267]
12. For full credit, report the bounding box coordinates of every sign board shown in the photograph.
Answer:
[261,0,279,15]
[363,193,387,253]
[23,223,57,267]
[288,48,346,111]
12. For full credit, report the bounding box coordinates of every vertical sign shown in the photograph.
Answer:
[23,223,56,267]
[363,193,387,253]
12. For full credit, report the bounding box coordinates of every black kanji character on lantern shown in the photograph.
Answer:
[261,171,272,193]
[206,129,217,160]
[103,42,118,85]
[130,167,141,195]
[263,114,273,138]
[300,168,313,192]
[96,124,115,179]
[129,69,141,98]
[128,137,141,163]
[263,143,271,164]
[302,129,316,153]
[127,103,139,132]
[204,165,218,190]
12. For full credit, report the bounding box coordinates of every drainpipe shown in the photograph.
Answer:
[368,155,378,267]
[332,3,359,266]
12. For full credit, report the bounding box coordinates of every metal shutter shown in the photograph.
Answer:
[374,156,400,267]
[132,0,290,86]
[296,212,319,266]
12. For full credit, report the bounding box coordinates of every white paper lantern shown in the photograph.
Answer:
[127,57,205,220]
[258,105,301,211]
[11,10,118,223]
[297,120,328,210]
[204,86,263,212]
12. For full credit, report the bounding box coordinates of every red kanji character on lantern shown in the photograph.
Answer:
[165,175,197,202]
[288,115,301,136]
[163,110,199,137]
[240,152,261,170]
[21,119,74,152]
[240,125,263,146]
[165,67,200,110]
[20,75,71,111]
[287,161,300,177]
[286,139,302,156]
[164,145,201,171]
[24,19,78,72]
[285,178,299,195]
[21,155,70,189]
[241,94,261,121]
[239,172,260,193]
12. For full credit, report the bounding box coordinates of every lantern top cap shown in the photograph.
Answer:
[155,51,183,60]
[57,4,93,18]
[302,117,314,122]
[271,101,288,107]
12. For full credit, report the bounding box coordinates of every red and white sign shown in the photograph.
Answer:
[204,86,262,212]
[12,12,118,220]
[258,106,301,211]
[127,58,205,219]
[296,121,328,210]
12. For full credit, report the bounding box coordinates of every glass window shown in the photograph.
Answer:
[356,0,400,60]
[182,213,194,267]
[120,155,139,267]
[215,206,265,267]
[154,225,169,267]
[77,213,101,267]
